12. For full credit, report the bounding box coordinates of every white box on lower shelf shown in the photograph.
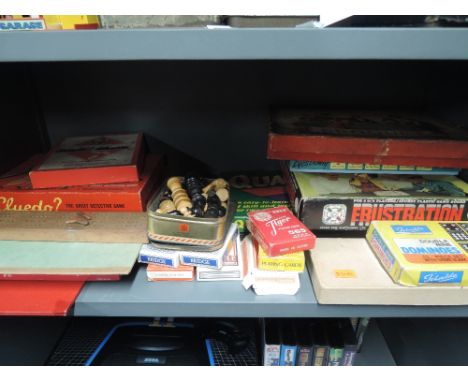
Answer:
[308,238,468,306]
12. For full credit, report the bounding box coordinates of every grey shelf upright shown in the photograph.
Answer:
[1,28,468,62]
[354,319,395,366]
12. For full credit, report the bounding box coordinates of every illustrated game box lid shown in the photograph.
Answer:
[29,133,145,189]
[293,172,468,200]
[37,133,143,171]
[268,110,468,168]
[288,160,460,176]
[270,110,466,140]
[226,173,290,234]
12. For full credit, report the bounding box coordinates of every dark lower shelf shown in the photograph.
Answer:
[46,318,395,366]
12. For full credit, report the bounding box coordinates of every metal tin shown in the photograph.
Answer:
[147,181,234,249]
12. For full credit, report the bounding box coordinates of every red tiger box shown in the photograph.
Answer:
[247,206,316,257]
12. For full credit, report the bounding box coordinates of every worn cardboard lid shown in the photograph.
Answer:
[308,238,468,305]
[0,211,147,243]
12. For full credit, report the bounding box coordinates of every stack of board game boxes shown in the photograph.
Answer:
[0,133,163,315]
[282,160,468,304]
[267,109,468,305]
[270,110,467,235]
[1,133,162,212]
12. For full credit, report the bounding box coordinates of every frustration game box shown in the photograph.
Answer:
[284,168,468,232]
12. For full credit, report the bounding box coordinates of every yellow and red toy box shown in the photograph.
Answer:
[0,15,100,31]
[367,221,468,287]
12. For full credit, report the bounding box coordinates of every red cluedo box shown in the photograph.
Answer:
[247,206,316,257]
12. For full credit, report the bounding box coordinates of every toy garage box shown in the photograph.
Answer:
[284,166,468,233]
[0,15,99,31]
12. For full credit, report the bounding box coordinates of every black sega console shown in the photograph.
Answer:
[85,319,251,366]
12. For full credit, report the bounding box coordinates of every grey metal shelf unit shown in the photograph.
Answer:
[2,28,468,62]
[1,26,468,366]
[74,265,468,318]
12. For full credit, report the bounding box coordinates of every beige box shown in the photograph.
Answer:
[0,211,148,243]
[100,16,222,29]
[308,238,468,305]
[224,16,318,28]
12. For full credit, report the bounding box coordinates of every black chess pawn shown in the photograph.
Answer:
[191,206,204,217]
[218,206,227,217]
[207,190,221,208]
[191,192,206,208]
[205,205,220,218]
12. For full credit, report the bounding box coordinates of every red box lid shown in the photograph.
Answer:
[0,280,84,316]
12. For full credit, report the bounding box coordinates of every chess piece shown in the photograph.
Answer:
[202,178,229,194]
[216,188,229,202]
[157,199,176,214]
[218,206,227,217]
[167,177,184,192]
[176,199,193,216]
[205,206,220,218]
[191,206,204,217]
